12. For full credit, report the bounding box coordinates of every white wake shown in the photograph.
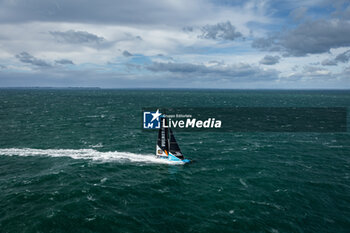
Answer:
[0,148,184,165]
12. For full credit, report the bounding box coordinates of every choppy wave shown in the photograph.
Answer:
[0,148,184,165]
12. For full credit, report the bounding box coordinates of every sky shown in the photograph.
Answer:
[0,0,350,89]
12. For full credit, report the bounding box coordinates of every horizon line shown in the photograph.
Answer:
[1,87,350,91]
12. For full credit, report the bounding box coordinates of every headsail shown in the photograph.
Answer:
[169,128,184,159]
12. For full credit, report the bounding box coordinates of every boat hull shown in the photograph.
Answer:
[158,153,191,164]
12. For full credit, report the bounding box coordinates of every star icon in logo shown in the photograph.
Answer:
[150,109,162,122]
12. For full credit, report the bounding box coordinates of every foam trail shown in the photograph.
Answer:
[0,148,184,165]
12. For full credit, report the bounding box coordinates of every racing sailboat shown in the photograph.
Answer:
[156,117,191,164]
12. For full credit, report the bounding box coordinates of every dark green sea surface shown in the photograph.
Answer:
[0,89,349,233]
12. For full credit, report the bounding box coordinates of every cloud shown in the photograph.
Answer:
[331,2,350,20]
[302,65,330,76]
[260,55,280,65]
[15,52,52,68]
[154,54,174,62]
[281,19,350,56]
[253,19,350,56]
[199,21,242,41]
[1,0,349,89]
[284,65,333,83]
[289,7,308,21]
[50,30,105,44]
[252,37,281,51]
[16,52,75,68]
[147,62,200,73]
[252,37,274,49]
[0,0,258,29]
[321,59,337,66]
[183,26,194,32]
[321,50,350,66]
[147,62,279,81]
[122,50,133,57]
[55,59,74,65]
[343,65,350,75]
[334,49,350,63]
[208,60,224,65]
[343,5,350,19]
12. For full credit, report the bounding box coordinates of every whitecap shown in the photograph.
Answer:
[239,178,248,188]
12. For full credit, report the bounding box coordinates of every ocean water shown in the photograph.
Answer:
[0,89,349,233]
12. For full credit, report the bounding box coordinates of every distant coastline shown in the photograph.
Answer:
[0,87,102,90]
[0,87,350,91]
